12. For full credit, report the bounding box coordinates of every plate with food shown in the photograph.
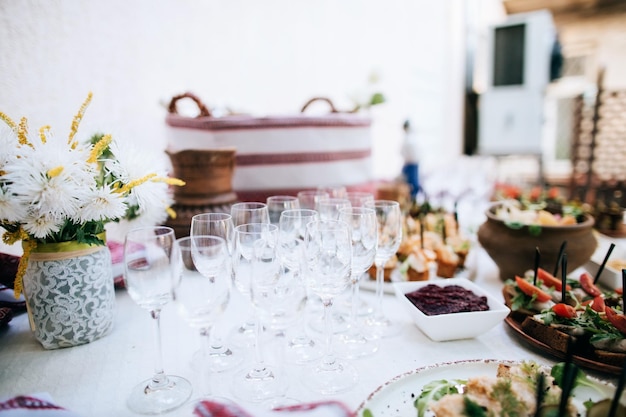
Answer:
[360,206,474,294]
[585,234,626,290]
[355,359,624,417]
[502,268,626,375]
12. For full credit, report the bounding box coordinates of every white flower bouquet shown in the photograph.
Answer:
[0,93,184,296]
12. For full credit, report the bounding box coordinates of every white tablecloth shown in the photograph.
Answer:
[1,245,575,417]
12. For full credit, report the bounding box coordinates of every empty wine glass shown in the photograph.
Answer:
[123,226,192,414]
[346,191,375,208]
[174,236,231,401]
[301,219,357,394]
[277,209,323,364]
[231,202,270,227]
[336,206,378,358]
[364,200,403,338]
[317,185,347,198]
[266,195,300,225]
[297,190,329,210]
[189,213,242,372]
[232,223,287,402]
[315,198,351,221]
[230,202,270,346]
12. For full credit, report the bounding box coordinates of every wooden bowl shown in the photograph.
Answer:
[477,204,597,281]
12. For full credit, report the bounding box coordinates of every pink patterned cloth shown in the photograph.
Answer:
[0,394,82,417]
[193,400,354,417]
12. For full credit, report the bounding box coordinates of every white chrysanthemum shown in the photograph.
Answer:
[127,180,173,225]
[0,185,26,223]
[106,138,169,183]
[0,124,19,172]
[105,138,172,225]
[21,210,63,239]
[79,185,128,223]
[3,134,95,221]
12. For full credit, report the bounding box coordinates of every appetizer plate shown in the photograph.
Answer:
[505,315,623,376]
[354,359,617,417]
[360,267,474,295]
[393,278,509,341]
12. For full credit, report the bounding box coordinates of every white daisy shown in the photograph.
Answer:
[21,210,63,239]
[0,185,26,223]
[78,185,127,223]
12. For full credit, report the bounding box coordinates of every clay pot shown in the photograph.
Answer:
[165,149,238,237]
[477,204,597,281]
[166,148,237,205]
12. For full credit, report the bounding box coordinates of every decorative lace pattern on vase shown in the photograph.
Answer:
[22,246,116,349]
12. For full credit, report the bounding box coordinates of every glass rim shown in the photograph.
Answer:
[191,212,232,222]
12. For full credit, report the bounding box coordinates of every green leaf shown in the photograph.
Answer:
[369,92,385,106]
[414,379,465,417]
[463,397,487,417]
[528,225,543,236]
[362,409,374,417]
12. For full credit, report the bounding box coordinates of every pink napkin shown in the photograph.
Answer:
[193,400,354,417]
[106,241,125,288]
[0,394,83,417]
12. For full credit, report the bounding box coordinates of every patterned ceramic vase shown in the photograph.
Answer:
[22,242,116,349]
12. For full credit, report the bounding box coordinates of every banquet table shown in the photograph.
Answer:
[0,243,620,417]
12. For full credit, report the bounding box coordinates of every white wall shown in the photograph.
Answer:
[0,0,468,180]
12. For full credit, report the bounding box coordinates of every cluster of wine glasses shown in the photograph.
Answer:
[121,185,404,413]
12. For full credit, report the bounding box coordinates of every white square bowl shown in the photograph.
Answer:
[584,236,626,290]
[393,277,510,342]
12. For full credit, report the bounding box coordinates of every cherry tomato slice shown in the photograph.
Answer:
[605,307,626,335]
[537,268,571,291]
[515,276,552,302]
[552,303,577,319]
[580,272,602,297]
[616,288,623,295]
[589,295,606,313]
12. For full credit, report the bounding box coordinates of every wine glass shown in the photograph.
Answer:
[364,200,403,338]
[123,226,192,414]
[277,209,324,364]
[230,202,270,227]
[297,190,329,210]
[335,206,378,358]
[315,198,351,221]
[301,219,357,394]
[266,195,300,225]
[174,236,231,400]
[229,202,270,346]
[317,185,347,198]
[189,213,242,372]
[232,223,287,402]
[346,191,375,208]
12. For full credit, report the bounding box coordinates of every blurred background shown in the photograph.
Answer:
[1,0,624,211]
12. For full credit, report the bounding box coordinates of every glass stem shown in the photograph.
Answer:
[252,308,267,374]
[375,262,385,319]
[149,309,168,389]
[350,274,359,330]
[199,326,213,395]
[320,298,337,370]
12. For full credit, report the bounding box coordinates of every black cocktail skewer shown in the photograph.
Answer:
[608,360,626,417]
[553,240,567,278]
[622,269,625,313]
[419,214,424,250]
[561,253,567,303]
[594,243,616,285]
[558,339,577,416]
[533,247,540,286]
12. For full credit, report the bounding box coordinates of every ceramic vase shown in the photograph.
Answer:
[22,243,116,349]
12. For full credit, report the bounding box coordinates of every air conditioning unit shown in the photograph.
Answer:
[478,10,557,156]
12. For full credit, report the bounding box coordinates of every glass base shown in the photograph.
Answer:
[302,360,358,395]
[285,334,324,364]
[127,375,192,415]
[192,345,243,373]
[335,330,379,358]
[365,314,402,339]
[232,366,288,403]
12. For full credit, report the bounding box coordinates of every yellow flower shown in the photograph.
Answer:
[87,133,112,164]
[68,92,92,146]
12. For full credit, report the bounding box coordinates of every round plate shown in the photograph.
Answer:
[354,359,616,417]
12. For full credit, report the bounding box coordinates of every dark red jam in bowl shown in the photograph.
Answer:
[405,284,489,316]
